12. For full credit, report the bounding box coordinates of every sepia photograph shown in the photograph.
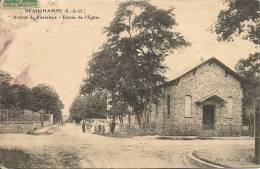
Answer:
[0,0,259,168]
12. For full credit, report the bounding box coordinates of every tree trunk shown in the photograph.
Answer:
[148,97,152,129]
[144,99,149,129]
[145,89,153,129]
[119,114,123,123]
[128,113,131,125]
[134,111,142,128]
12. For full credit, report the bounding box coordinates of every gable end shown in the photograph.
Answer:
[158,57,243,88]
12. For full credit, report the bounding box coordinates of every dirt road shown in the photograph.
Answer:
[0,123,253,168]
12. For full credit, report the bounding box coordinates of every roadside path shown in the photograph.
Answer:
[0,123,254,168]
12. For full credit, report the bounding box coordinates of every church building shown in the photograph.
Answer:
[149,57,243,136]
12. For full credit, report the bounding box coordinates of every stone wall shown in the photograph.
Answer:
[0,122,43,133]
[151,62,243,136]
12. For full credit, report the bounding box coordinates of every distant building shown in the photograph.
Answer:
[62,115,69,122]
[148,57,243,136]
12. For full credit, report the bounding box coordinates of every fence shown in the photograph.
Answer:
[118,123,254,137]
[165,123,254,137]
[0,109,53,133]
[0,109,51,123]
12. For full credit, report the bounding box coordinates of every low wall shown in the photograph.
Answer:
[0,121,51,134]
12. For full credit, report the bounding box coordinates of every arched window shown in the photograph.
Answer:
[227,96,233,117]
[185,95,192,117]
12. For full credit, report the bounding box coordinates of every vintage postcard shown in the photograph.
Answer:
[0,0,259,168]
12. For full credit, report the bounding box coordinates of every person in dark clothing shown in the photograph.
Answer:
[110,116,116,133]
[82,119,86,133]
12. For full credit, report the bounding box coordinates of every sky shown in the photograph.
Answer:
[0,0,257,115]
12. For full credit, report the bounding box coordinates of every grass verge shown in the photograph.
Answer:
[0,147,80,168]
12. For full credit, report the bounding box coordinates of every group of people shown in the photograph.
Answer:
[81,118,118,134]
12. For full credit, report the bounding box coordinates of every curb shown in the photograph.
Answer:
[155,136,253,140]
[188,151,227,168]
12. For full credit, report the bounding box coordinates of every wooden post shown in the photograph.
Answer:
[255,97,260,164]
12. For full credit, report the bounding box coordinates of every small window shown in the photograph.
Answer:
[167,95,171,116]
[185,95,192,117]
[227,96,233,117]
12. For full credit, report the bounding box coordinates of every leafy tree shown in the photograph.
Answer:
[235,53,260,126]
[213,0,259,45]
[0,70,16,109]
[213,0,259,127]
[47,98,63,123]
[236,53,260,80]
[0,70,63,123]
[31,84,63,121]
[12,84,32,110]
[69,94,107,122]
[0,70,13,85]
[69,96,86,122]
[81,1,189,127]
[107,94,130,126]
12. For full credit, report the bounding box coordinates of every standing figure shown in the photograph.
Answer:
[82,119,86,133]
[110,116,116,133]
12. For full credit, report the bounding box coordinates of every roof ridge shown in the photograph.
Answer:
[159,57,241,88]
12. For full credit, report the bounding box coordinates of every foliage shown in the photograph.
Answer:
[0,148,80,168]
[31,84,64,117]
[214,0,259,126]
[13,84,32,110]
[235,53,260,125]
[80,1,189,125]
[0,70,34,110]
[108,100,129,116]
[213,0,259,45]
[69,94,107,120]
[0,70,16,109]
[236,53,260,80]
[0,70,13,85]
[0,70,63,123]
